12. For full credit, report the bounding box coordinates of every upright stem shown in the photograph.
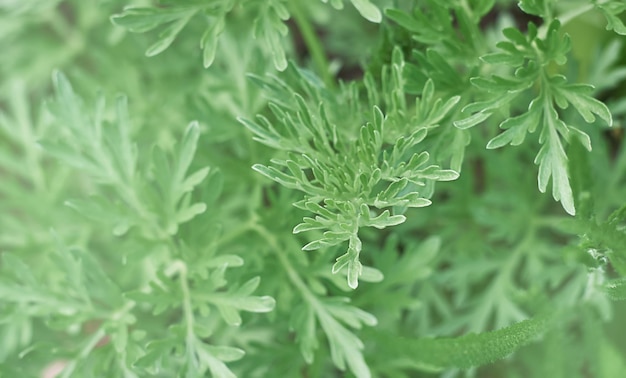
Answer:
[165,260,195,338]
[289,0,335,89]
[250,223,319,304]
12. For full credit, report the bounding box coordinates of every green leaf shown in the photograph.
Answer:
[252,164,299,189]
[385,8,420,32]
[487,103,542,149]
[362,209,406,229]
[350,0,382,23]
[359,266,384,283]
[217,305,243,327]
[236,295,276,313]
[317,307,371,377]
[176,202,207,224]
[502,26,529,46]
[111,6,192,33]
[177,122,201,179]
[377,178,409,201]
[200,15,226,68]
[415,166,459,181]
[332,236,363,289]
[290,304,319,363]
[552,84,613,126]
[145,15,193,56]
[293,217,326,233]
[480,52,524,66]
[535,126,575,215]
[518,0,549,17]
[204,277,276,326]
[182,167,211,193]
[598,3,626,35]
[454,112,492,129]
[568,127,592,152]
[205,255,244,268]
[204,345,245,362]
[401,193,432,208]
[252,1,290,71]
[238,116,284,150]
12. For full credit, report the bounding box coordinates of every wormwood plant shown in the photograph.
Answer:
[2,0,626,377]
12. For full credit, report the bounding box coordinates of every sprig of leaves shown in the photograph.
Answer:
[290,294,376,377]
[24,72,276,377]
[111,0,235,68]
[455,20,612,215]
[242,65,459,288]
[595,0,626,35]
[111,0,382,70]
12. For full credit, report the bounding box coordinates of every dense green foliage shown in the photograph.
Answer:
[1,1,626,377]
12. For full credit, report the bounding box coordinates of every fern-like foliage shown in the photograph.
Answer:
[0,72,275,377]
[111,0,382,70]
[4,0,626,377]
[241,65,459,288]
[455,19,612,215]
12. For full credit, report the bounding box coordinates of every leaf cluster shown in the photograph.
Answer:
[242,62,459,289]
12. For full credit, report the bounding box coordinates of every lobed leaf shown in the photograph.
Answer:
[552,84,613,126]
[454,112,492,129]
[597,2,626,35]
[535,130,575,215]
[350,0,382,22]
[487,102,542,149]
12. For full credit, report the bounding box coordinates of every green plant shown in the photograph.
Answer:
[1,0,626,377]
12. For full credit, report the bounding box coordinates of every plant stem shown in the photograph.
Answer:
[166,260,195,338]
[249,223,319,304]
[289,0,335,89]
